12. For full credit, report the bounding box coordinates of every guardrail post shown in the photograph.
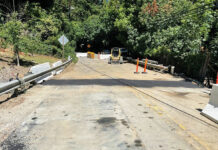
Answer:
[171,66,175,75]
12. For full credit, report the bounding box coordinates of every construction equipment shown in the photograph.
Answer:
[87,51,95,59]
[108,47,123,64]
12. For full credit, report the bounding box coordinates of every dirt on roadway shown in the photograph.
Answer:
[0,57,217,150]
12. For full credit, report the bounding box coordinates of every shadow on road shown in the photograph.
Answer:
[43,78,199,88]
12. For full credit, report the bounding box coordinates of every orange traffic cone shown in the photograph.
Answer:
[134,58,140,74]
[142,58,148,74]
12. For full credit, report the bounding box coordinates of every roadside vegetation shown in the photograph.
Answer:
[0,48,59,83]
[0,0,217,85]
[0,49,59,64]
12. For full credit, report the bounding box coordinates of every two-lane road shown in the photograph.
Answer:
[0,58,217,150]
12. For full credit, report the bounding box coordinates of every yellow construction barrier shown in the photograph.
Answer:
[87,52,95,59]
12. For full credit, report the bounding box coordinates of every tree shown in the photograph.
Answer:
[0,13,23,66]
[0,0,216,83]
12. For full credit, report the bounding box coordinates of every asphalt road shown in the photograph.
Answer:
[0,58,217,150]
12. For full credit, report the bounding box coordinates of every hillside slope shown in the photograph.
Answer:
[0,49,59,83]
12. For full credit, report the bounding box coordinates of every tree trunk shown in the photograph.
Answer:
[16,51,20,66]
[14,46,20,66]
[199,51,210,82]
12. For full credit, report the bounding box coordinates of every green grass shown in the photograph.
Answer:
[1,49,76,65]
[20,54,60,64]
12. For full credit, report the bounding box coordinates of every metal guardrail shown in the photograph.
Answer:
[126,57,169,72]
[0,58,72,96]
[142,59,158,65]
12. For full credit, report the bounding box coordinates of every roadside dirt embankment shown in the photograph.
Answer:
[0,49,59,83]
[0,50,30,83]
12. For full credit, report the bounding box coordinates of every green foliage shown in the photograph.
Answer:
[0,15,23,48]
[0,1,79,62]
[0,0,217,81]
